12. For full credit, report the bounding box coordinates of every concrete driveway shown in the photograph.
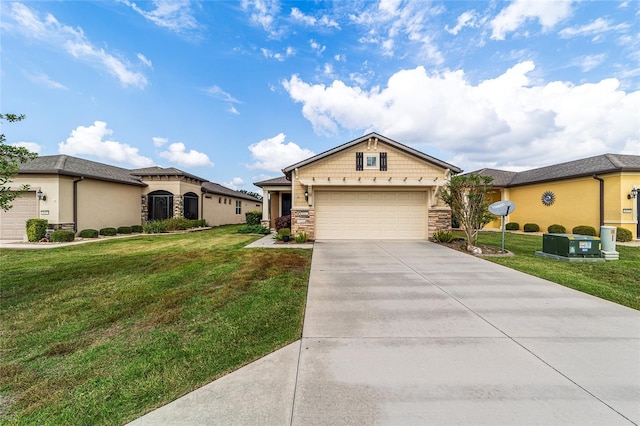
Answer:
[131,240,640,425]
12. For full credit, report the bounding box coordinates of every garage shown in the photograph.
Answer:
[0,192,37,240]
[315,191,427,239]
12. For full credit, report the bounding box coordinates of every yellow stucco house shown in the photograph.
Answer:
[255,132,462,240]
[474,154,640,239]
[0,155,262,240]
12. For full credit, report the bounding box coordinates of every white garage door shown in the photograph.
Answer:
[315,191,427,239]
[0,192,37,240]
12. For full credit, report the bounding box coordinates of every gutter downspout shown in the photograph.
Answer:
[592,174,604,228]
[73,177,84,232]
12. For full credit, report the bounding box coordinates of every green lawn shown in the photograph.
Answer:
[0,226,312,425]
[469,231,640,310]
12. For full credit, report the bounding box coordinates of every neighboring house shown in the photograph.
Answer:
[0,155,262,240]
[472,154,640,239]
[255,132,462,240]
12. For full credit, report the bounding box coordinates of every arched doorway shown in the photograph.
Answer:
[183,192,199,220]
[148,190,173,221]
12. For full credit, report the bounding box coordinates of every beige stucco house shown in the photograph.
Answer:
[0,155,262,240]
[255,133,462,240]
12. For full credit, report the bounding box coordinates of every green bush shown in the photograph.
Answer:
[117,226,132,234]
[131,225,143,233]
[237,225,270,235]
[505,222,519,231]
[616,227,632,242]
[547,224,566,234]
[143,221,167,234]
[294,231,309,243]
[431,229,456,243]
[100,227,117,236]
[26,219,48,242]
[245,210,263,226]
[78,229,99,238]
[523,223,540,232]
[572,225,596,236]
[50,230,75,243]
[274,227,291,241]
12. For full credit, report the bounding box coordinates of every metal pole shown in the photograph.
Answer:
[501,215,505,253]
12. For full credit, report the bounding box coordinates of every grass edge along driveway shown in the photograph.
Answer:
[0,225,312,425]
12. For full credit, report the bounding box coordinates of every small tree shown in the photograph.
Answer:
[1,114,38,211]
[441,173,495,251]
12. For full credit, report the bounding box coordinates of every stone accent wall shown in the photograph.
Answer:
[140,195,148,224]
[173,195,183,218]
[291,209,315,240]
[260,219,271,229]
[428,207,452,238]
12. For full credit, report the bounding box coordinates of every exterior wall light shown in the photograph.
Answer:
[628,188,638,200]
[36,189,46,201]
[304,190,309,201]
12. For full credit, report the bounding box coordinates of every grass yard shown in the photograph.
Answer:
[0,225,312,425]
[469,231,640,310]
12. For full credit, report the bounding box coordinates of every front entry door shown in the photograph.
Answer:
[282,193,292,217]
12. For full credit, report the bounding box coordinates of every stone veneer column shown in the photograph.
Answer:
[291,209,315,240]
[174,195,183,218]
[427,207,452,238]
[141,195,148,224]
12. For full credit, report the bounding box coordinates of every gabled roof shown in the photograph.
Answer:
[18,155,147,186]
[281,132,462,177]
[471,154,640,187]
[253,176,290,187]
[130,166,207,182]
[201,182,262,202]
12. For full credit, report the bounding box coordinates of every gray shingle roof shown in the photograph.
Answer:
[19,155,146,186]
[130,166,207,182]
[253,176,291,187]
[201,182,262,202]
[472,154,640,187]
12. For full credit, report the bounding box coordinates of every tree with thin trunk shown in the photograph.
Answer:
[440,173,495,251]
[1,114,38,211]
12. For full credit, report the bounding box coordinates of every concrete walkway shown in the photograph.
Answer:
[130,240,640,425]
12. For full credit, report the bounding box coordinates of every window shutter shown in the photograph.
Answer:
[356,152,363,171]
[380,152,387,171]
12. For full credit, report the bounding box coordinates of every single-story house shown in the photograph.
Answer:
[472,153,640,239]
[0,155,262,240]
[255,132,462,240]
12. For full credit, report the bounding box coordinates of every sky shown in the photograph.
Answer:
[1,0,639,193]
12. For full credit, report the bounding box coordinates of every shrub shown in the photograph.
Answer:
[572,225,596,236]
[245,210,263,226]
[50,230,75,243]
[431,229,456,243]
[78,229,99,238]
[616,227,632,242]
[274,227,291,241]
[163,218,189,231]
[100,227,117,236]
[192,219,207,228]
[26,219,48,242]
[523,223,540,232]
[117,226,132,234]
[131,225,143,233]
[505,222,519,231]
[143,221,166,234]
[547,224,566,234]
[294,231,309,243]
[237,225,270,235]
[275,215,291,231]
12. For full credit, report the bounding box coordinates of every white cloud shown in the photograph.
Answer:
[572,54,606,72]
[490,0,574,40]
[203,85,241,103]
[283,61,640,170]
[261,47,294,61]
[24,71,67,90]
[310,39,326,55]
[334,54,346,62]
[152,137,168,147]
[558,18,630,38]
[119,0,203,37]
[159,142,213,168]
[229,105,240,115]
[247,133,315,172]
[6,3,147,88]
[59,121,154,167]
[446,11,477,35]
[290,7,340,29]
[223,177,245,190]
[241,0,283,38]
[137,53,153,68]
[12,142,42,154]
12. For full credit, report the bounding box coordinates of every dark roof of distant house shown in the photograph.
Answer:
[201,182,262,202]
[130,166,207,182]
[282,132,462,177]
[471,154,640,187]
[19,155,147,186]
[253,176,291,187]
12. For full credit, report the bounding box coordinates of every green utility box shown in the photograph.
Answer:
[542,233,602,258]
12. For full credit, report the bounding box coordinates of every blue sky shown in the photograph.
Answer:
[2,0,638,192]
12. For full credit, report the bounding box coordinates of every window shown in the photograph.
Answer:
[218,197,221,203]
[147,190,173,221]
[236,200,241,214]
[365,154,378,169]
[183,192,199,220]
